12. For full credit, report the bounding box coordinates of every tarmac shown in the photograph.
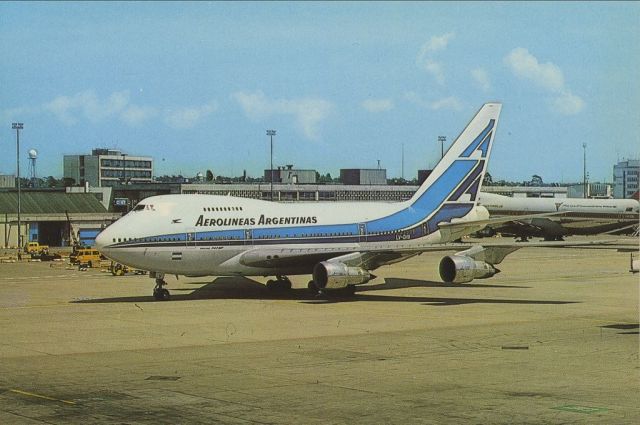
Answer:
[0,241,638,424]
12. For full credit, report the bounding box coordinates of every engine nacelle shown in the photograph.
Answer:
[313,261,372,289]
[439,255,499,284]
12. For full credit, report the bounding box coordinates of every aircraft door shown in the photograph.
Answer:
[244,228,253,246]
[358,223,367,243]
[186,228,197,248]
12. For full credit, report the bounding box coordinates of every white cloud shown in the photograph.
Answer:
[416,32,455,85]
[361,98,394,113]
[43,95,79,125]
[0,106,37,123]
[403,91,427,108]
[164,101,218,129]
[430,96,463,111]
[504,47,585,115]
[552,92,585,115]
[418,32,455,56]
[404,92,462,111]
[41,90,219,127]
[232,91,273,121]
[471,68,491,92]
[504,48,564,92]
[43,90,130,125]
[424,60,445,85]
[121,105,158,126]
[232,90,333,140]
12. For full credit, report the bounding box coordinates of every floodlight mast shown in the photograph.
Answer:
[267,129,276,201]
[582,143,587,198]
[12,122,23,250]
[438,136,446,159]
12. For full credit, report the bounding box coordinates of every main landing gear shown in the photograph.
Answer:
[265,276,358,297]
[152,272,170,301]
[266,275,292,291]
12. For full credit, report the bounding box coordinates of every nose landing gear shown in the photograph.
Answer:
[151,272,170,301]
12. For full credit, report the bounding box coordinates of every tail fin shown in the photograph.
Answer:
[410,102,501,207]
[401,103,501,234]
[364,103,501,236]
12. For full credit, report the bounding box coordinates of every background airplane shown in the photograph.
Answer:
[476,192,639,241]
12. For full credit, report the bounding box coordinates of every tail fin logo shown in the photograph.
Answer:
[447,160,484,202]
[460,119,495,158]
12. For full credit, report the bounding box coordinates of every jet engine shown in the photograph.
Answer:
[313,261,373,289]
[438,255,499,284]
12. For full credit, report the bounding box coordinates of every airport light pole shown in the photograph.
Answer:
[438,136,446,159]
[12,123,23,250]
[121,153,127,185]
[401,143,404,180]
[121,153,129,212]
[582,143,587,198]
[267,129,276,201]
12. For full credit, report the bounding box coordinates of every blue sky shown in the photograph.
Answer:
[1,2,638,183]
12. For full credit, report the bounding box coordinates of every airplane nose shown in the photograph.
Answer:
[95,229,109,251]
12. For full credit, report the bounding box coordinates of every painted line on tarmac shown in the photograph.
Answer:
[0,274,117,281]
[551,405,608,414]
[9,389,76,405]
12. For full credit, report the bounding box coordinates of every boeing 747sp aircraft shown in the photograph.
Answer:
[95,103,554,300]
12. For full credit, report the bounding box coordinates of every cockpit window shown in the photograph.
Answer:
[133,204,146,212]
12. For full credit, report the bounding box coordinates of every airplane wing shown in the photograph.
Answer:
[439,211,566,230]
[237,243,471,271]
[236,237,632,272]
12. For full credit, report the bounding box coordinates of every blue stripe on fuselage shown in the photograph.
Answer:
[366,159,476,233]
[110,159,478,248]
[111,202,475,249]
[252,222,358,240]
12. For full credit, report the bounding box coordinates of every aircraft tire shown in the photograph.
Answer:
[160,289,171,301]
[153,288,171,301]
[267,279,291,291]
[280,280,292,290]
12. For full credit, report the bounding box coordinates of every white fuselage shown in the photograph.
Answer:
[477,192,639,236]
[95,103,502,279]
[95,194,485,276]
[478,192,639,216]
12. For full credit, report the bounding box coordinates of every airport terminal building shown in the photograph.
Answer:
[64,148,154,188]
[613,159,639,199]
[0,191,120,248]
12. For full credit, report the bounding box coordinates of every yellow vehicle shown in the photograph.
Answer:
[70,248,103,267]
[110,261,147,276]
[24,241,49,255]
